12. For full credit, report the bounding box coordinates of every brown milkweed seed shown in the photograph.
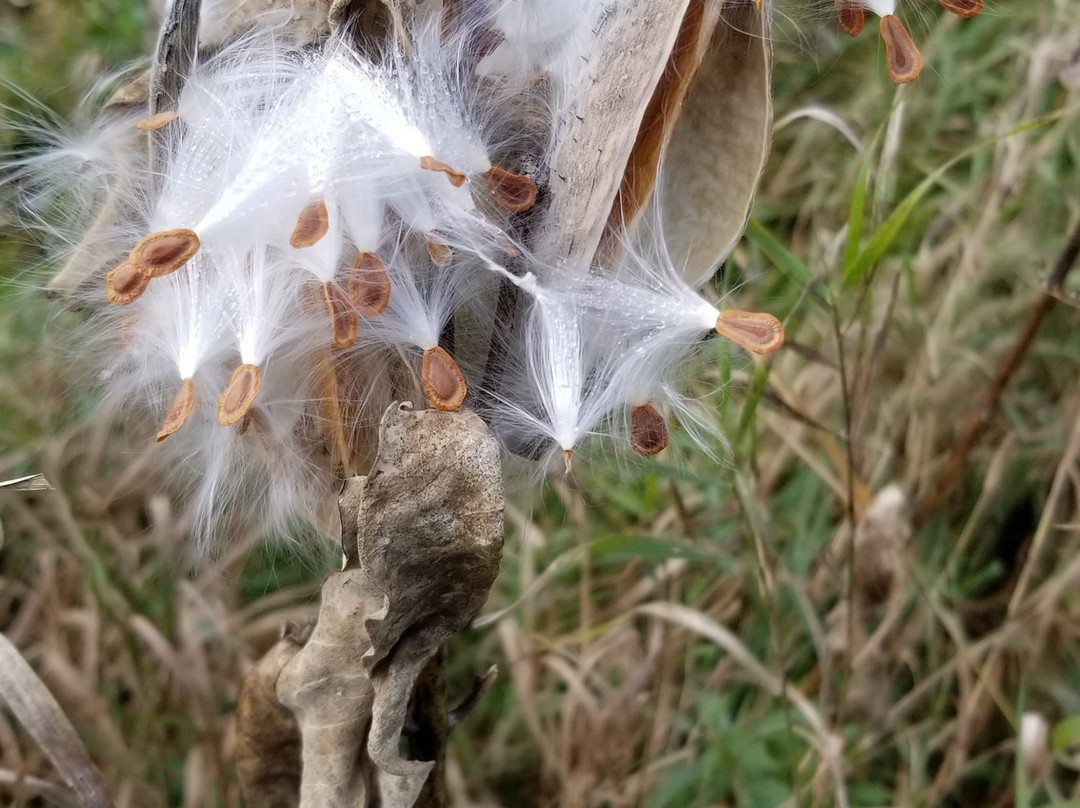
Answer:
[348,253,391,316]
[130,228,200,277]
[421,346,467,411]
[136,110,180,131]
[630,404,669,456]
[156,378,195,442]
[218,364,262,426]
[105,260,151,305]
[880,15,923,84]
[419,156,467,187]
[835,0,865,36]
[323,283,358,349]
[426,239,453,267]
[483,167,538,212]
[289,199,330,248]
[714,310,785,355]
[939,0,982,18]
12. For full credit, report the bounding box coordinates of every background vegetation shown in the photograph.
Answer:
[2,1,1079,806]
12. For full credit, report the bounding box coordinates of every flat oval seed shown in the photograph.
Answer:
[880,15,923,84]
[419,156,467,187]
[131,228,200,277]
[426,239,453,267]
[136,110,180,131]
[630,403,669,456]
[324,283,358,349]
[348,253,391,316]
[939,0,982,17]
[715,310,784,355]
[218,364,262,426]
[105,260,150,305]
[483,166,538,212]
[156,378,195,442]
[835,0,865,36]
[421,347,467,411]
[289,199,330,248]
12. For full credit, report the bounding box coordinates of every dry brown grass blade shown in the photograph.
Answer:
[0,632,112,808]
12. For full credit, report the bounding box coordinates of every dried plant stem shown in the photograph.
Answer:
[915,216,1080,526]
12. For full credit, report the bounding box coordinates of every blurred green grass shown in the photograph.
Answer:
[2,2,1080,807]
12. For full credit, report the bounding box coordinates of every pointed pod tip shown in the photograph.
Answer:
[218,364,262,426]
[421,347,467,411]
[131,228,200,278]
[105,260,150,305]
[630,404,669,456]
[289,199,330,248]
[715,310,784,355]
[419,156,467,187]
[156,378,195,442]
[880,15,924,84]
[483,167,538,213]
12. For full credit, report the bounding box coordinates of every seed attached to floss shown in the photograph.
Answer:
[289,199,330,248]
[323,283,358,349]
[880,15,923,84]
[419,156,467,187]
[421,346,467,411]
[482,167,538,213]
[714,310,784,355]
[348,252,391,317]
[130,228,200,277]
[939,0,983,18]
[136,110,180,131]
[426,238,453,267]
[218,364,262,426]
[630,403,669,457]
[105,260,151,305]
[156,378,195,442]
[835,0,865,36]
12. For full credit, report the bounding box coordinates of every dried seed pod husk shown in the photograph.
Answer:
[482,167,537,212]
[348,252,391,316]
[939,0,983,18]
[130,228,200,277]
[105,260,151,305]
[880,15,923,84]
[156,378,195,441]
[836,0,866,36]
[290,199,330,248]
[630,403,669,456]
[421,347,466,411]
[218,364,263,425]
[714,309,784,354]
[324,283,358,349]
[419,156,466,187]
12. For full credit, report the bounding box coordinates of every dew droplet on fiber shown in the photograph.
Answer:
[105,260,150,305]
[156,378,195,442]
[136,110,180,131]
[419,155,467,187]
[880,15,923,84]
[348,252,391,317]
[835,0,865,36]
[714,310,784,355]
[421,346,467,411]
[630,403,669,456]
[323,282,358,349]
[290,199,330,248]
[130,228,200,278]
[218,364,262,426]
[426,239,454,267]
[483,166,538,212]
[939,0,982,17]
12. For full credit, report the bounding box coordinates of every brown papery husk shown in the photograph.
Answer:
[881,15,923,84]
[290,199,330,248]
[630,403,669,456]
[130,228,201,278]
[324,283,358,349]
[348,252,391,317]
[835,0,865,36]
[939,0,983,18]
[715,310,784,355]
[156,378,195,441]
[105,260,151,305]
[483,166,537,212]
[421,347,467,411]
[419,156,466,187]
[218,364,263,426]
